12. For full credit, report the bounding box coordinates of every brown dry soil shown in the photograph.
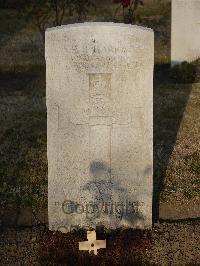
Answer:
[0,221,199,265]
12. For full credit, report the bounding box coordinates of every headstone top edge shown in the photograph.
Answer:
[45,22,153,34]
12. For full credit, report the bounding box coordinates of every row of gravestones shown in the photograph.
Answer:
[46,0,200,233]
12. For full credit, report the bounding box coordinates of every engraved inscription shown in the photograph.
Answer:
[89,73,111,98]
[176,0,193,9]
[89,73,112,178]
[89,73,111,117]
[57,73,144,130]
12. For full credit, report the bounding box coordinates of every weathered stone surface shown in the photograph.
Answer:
[45,22,154,232]
[171,0,200,65]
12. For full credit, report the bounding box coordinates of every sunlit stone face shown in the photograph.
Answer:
[46,22,154,232]
[171,0,200,65]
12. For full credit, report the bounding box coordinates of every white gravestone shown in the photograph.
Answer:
[46,23,154,232]
[171,0,200,66]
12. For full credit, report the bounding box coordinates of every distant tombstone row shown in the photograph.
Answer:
[171,0,200,66]
[46,23,154,232]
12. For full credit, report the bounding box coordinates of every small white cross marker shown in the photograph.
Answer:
[79,230,106,255]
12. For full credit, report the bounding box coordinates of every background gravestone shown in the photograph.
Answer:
[171,0,200,65]
[46,22,154,232]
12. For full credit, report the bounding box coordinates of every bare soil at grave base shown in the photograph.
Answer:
[0,221,199,265]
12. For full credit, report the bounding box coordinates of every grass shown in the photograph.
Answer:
[0,0,199,222]
[0,74,47,224]
[0,110,47,209]
[158,85,200,201]
[0,0,171,71]
[137,1,170,18]
[0,9,25,34]
[153,79,200,206]
[0,72,199,225]
[0,65,45,76]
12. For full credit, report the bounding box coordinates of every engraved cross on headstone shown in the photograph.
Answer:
[57,72,143,181]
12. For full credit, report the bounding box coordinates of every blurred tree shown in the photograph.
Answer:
[113,0,144,24]
[73,0,96,21]
[21,0,95,42]
[0,0,27,9]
